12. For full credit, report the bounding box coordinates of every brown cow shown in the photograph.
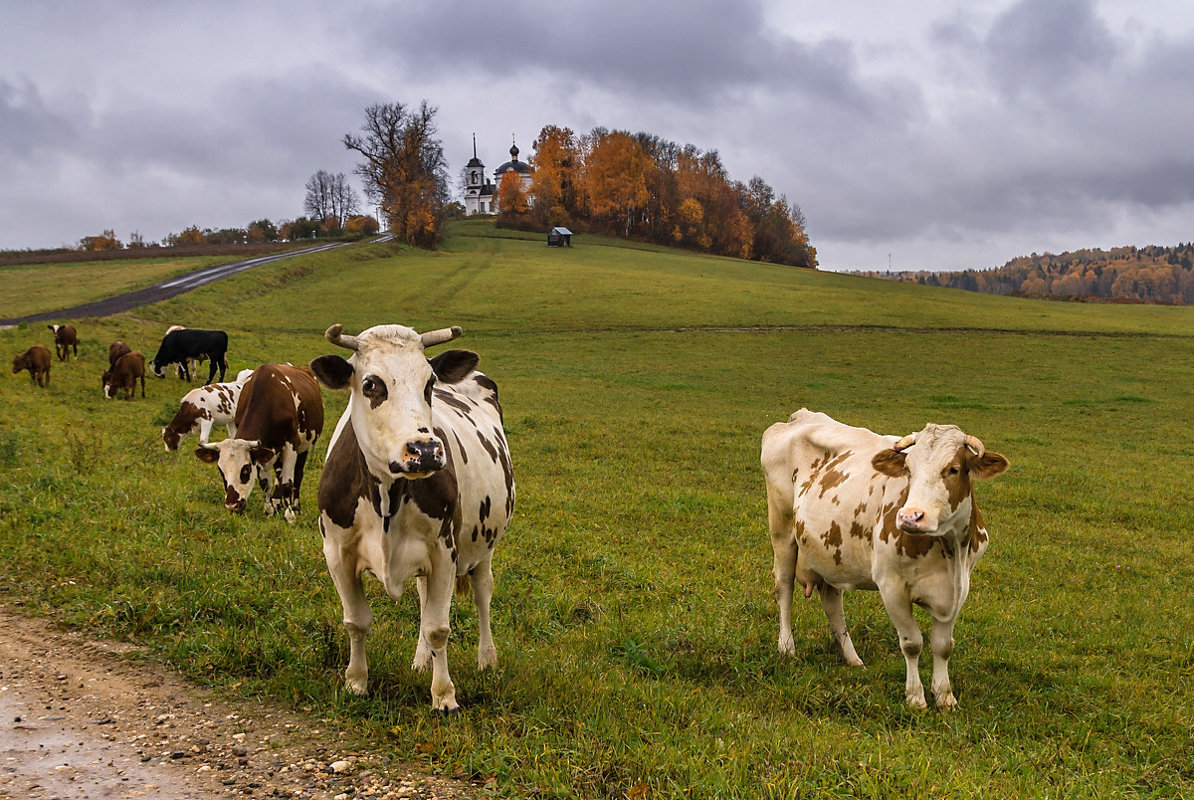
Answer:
[102,351,146,399]
[194,363,323,522]
[48,324,77,361]
[108,340,132,368]
[12,345,52,387]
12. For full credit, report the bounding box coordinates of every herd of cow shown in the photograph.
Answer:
[11,320,1007,712]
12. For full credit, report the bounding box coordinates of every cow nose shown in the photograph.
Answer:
[392,439,445,474]
[897,508,927,531]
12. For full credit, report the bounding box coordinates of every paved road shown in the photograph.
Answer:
[1,237,381,326]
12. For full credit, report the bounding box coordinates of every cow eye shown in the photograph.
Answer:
[361,376,387,399]
[240,465,252,482]
[947,466,960,475]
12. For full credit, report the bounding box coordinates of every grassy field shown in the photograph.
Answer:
[1,218,1192,798]
[0,255,232,320]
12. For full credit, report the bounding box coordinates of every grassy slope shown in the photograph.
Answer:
[0,255,230,320]
[1,218,1192,798]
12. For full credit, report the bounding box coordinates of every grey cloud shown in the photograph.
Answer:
[985,0,1120,99]
[0,77,77,159]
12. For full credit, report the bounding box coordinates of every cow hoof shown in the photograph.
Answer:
[936,693,957,710]
[777,633,795,656]
[284,508,297,524]
[433,705,462,717]
[345,679,368,696]
[905,691,928,709]
[477,649,498,670]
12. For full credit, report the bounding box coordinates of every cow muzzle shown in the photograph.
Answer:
[896,507,937,533]
[390,439,445,476]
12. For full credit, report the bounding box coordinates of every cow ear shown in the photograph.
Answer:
[968,450,1009,480]
[195,447,219,464]
[310,355,353,389]
[251,447,276,465]
[429,349,479,383]
[871,448,908,477]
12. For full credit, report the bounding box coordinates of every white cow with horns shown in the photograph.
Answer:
[761,409,1008,708]
[310,323,514,713]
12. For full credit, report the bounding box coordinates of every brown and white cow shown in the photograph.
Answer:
[162,369,254,451]
[310,323,514,712]
[102,351,146,399]
[761,409,1009,708]
[48,324,77,361]
[12,344,52,387]
[194,363,323,522]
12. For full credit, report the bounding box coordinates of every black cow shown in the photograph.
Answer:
[150,329,229,385]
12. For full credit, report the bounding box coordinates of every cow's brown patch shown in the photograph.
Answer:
[850,520,870,540]
[817,451,852,498]
[798,456,824,497]
[473,374,504,421]
[823,521,844,565]
[968,506,989,554]
[945,445,973,512]
[896,531,937,559]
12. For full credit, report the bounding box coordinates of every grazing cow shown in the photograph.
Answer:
[47,324,77,361]
[101,351,147,399]
[760,409,1008,708]
[194,363,323,522]
[150,328,228,384]
[108,340,132,368]
[164,325,207,379]
[310,323,514,712]
[162,369,254,451]
[12,345,52,387]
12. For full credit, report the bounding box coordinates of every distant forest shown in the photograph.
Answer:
[856,243,1194,304]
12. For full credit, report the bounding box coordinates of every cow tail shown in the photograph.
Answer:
[455,575,472,598]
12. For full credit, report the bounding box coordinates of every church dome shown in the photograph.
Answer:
[495,138,532,175]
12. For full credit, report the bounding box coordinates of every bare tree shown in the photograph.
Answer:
[343,100,449,248]
[305,170,360,229]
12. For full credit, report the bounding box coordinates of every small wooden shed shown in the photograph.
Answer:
[547,227,573,247]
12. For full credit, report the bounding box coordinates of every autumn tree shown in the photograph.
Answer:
[345,215,380,236]
[344,100,449,249]
[496,171,530,224]
[79,229,121,251]
[529,125,580,226]
[582,130,651,237]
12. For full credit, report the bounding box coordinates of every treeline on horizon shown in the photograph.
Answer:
[856,243,1194,305]
[493,126,818,270]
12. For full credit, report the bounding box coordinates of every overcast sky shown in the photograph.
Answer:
[2,0,1191,271]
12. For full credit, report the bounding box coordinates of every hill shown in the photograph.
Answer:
[856,242,1194,304]
[1,220,1192,799]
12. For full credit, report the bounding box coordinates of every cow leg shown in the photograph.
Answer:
[325,536,372,695]
[139,374,145,398]
[420,560,459,713]
[274,446,298,523]
[198,418,213,445]
[878,584,927,708]
[257,463,277,513]
[471,558,498,669]
[929,615,958,709]
[205,357,218,386]
[818,584,863,666]
[766,483,798,655]
[291,449,309,517]
[412,577,432,671]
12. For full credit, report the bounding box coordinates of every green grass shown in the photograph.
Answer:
[0,255,231,319]
[1,219,1192,798]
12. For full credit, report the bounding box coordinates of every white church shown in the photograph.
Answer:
[463,135,534,216]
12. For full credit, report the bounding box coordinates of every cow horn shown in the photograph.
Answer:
[420,326,463,348]
[325,324,359,351]
[964,435,986,457]
[893,434,918,452]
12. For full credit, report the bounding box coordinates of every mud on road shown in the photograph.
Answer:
[0,606,470,800]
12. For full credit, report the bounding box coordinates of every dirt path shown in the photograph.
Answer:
[0,606,469,800]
